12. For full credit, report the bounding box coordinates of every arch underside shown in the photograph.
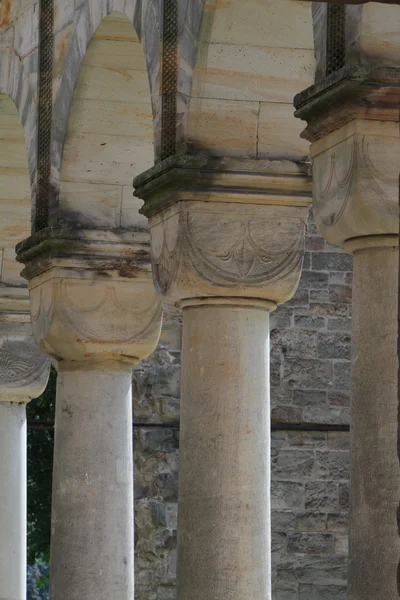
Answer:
[59,11,154,230]
[185,0,316,162]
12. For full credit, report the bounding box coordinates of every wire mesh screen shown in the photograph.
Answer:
[36,0,54,232]
[161,0,178,160]
[326,4,346,76]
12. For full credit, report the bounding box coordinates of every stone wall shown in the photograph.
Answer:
[132,211,352,600]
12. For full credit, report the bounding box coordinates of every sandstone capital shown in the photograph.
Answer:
[16,228,162,365]
[134,154,311,306]
[311,119,399,245]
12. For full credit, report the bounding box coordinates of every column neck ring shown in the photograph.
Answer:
[344,234,399,255]
[178,297,277,312]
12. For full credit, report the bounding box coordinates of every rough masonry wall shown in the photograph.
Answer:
[133,210,352,600]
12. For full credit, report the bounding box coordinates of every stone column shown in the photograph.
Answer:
[134,155,311,600]
[16,229,162,600]
[345,235,398,599]
[0,293,49,600]
[295,71,400,598]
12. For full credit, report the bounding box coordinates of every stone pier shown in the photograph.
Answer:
[135,154,312,600]
[295,69,400,599]
[16,229,162,600]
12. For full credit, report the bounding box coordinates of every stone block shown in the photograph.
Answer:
[188,97,258,157]
[305,482,339,512]
[287,431,327,449]
[327,391,350,407]
[273,584,298,600]
[317,333,351,360]
[272,511,297,532]
[302,407,350,426]
[287,533,334,555]
[334,535,348,556]
[296,512,327,532]
[333,362,351,389]
[312,253,353,272]
[339,483,350,511]
[272,449,315,480]
[285,287,309,308]
[315,451,350,481]
[271,406,302,424]
[329,272,347,285]
[139,428,179,453]
[299,270,329,289]
[271,329,318,359]
[305,236,325,251]
[327,432,350,451]
[327,317,352,332]
[283,358,333,389]
[326,513,349,534]
[299,584,347,599]
[294,557,347,585]
[310,303,349,317]
[294,315,326,331]
[271,481,304,510]
[329,285,352,305]
[270,354,282,388]
[310,289,329,303]
[258,102,310,160]
[293,389,327,407]
[272,531,288,556]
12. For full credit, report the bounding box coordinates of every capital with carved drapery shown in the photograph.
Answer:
[134,152,312,308]
[15,226,162,600]
[134,151,312,600]
[16,227,162,366]
[294,63,400,600]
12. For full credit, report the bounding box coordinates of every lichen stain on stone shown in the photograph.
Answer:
[0,0,12,29]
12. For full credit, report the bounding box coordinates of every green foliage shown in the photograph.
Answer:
[26,368,56,565]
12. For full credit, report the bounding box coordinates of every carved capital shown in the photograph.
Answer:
[134,154,311,306]
[0,322,50,403]
[311,120,399,245]
[16,228,162,365]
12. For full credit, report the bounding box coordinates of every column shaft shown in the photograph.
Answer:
[0,402,27,600]
[347,239,400,600]
[49,362,134,600]
[178,301,272,600]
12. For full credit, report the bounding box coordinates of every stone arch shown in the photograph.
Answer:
[0,49,36,187]
[56,9,158,230]
[0,90,32,289]
[178,0,315,162]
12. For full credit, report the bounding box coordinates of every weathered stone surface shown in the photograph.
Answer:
[287,533,334,555]
[305,482,339,512]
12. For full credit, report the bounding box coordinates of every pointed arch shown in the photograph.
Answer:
[178,0,315,161]
[57,9,157,229]
[52,0,162,193]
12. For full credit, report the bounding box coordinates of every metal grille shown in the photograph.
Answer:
[36,0,54,231]
[326,4,346,76]
[161,0,178,160]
